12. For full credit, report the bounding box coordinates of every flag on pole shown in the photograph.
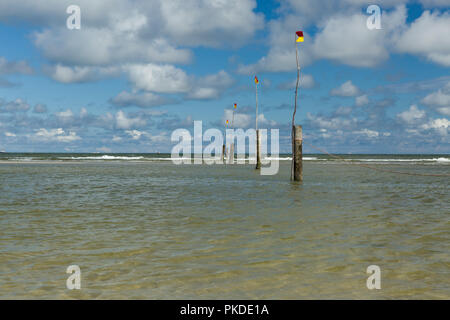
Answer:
[254,76,259,84]
[226,120,229,124]
[296,31,304,42]
[234,103,237,109]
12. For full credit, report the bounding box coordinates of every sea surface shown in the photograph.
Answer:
[0,153,449,299]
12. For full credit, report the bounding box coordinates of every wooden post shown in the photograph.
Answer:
[222,144,226,163]
[293,125,303,181]
[255,77,261,170]
[256,130,261,169]
[291,32,302,181]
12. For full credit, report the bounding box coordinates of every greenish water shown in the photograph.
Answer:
[0,154,449,299]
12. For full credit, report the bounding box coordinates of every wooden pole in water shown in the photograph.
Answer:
[291,32,302,181]
[223,119,228,163]
[229,104,237,164]
[255,76,261,169]
[293,125,303,181]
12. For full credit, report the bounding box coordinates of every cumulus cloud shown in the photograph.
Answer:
[421,83,450,115]
[355,95,369,107]
[0,57,33,75]
[115,110,146,129]
[33,104,47,113]
[126,64,190,93]
[111,91,170,108]
[125,129,145,140]
[43,64,120,83]
[1,0,261,66]
[330,81,360,97]
[397,105,426,124]
[34,128,81,142]
[277,74,316,90]
[238,4,407,73]
[394,10,450,66]
[421,118,449,136]
[187,70,234,100]
[0,98,30,112]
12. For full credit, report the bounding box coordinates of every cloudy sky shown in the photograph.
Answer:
[0,0,449,153]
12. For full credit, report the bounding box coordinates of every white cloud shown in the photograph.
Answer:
[5,132,16,137]
[125,130,145,140]
[278,74,316,90]
[394,10,450,66]
[33,104,47,113]
[0,57,33,75]
[187,87,219,100]
[2,0,260,68]
[187,70,234,100]
[421,118,449,136]
[126,64,190,93]
[331,81,360,97]
[397,105,426,124]
[111,91,169,108]
[56,109,74,122]
[355,95,369,107]
[115,110,146,129]
[160,0,263,47]
[44,64,120,83]
[0,98,30,112]
[354,128,379,138]
[421,85,450,116]
[306,112,357,130]
[34,128,81,142]
[312,13,389,67]
[238,4,407,73]
[223,109,252,128]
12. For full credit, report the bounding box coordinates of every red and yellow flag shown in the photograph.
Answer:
[296,31,304,42]
[254,76,259,84]
[234,103,237,109]
[226,120,229,124]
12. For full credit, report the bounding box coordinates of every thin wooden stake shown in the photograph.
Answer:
[255,78,261,170]
[293,125,303,181]
[291,34,302,181]
[256,129,261,169]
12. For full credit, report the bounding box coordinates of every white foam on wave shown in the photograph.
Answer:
[356,158,450,162]
[263,157,318,161]
[68,155,144,160]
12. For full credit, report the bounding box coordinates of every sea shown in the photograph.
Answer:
[0,153,449,299]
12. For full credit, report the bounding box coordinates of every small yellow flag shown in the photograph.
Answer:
[296,31,304,42]
[234,103,237,109]
[254,76,259,84]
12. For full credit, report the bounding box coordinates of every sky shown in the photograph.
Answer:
[0,0,449,154]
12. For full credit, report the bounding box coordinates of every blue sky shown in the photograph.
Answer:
[0,0,449,153]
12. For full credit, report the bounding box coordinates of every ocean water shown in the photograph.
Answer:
[0,153,449,299]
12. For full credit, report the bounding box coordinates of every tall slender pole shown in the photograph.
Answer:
[223,120,228,162]
[232,106,235,129]
[292,34,302,181]
[255,78,261,169]
[229,105,236,164]
[255,83,258,131]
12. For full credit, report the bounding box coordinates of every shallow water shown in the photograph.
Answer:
[0,157,449,299]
